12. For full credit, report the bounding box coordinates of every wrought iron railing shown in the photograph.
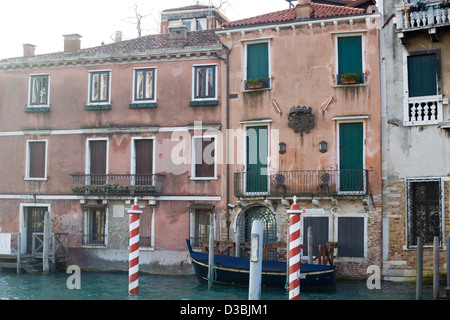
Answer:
[82,233,107,246]
[234,169,368,197]
[70,174,164,196]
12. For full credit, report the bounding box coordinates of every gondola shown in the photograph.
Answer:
[186,239,336,290]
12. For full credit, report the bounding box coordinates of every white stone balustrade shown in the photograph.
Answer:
[396,1,450,30]
[404,95,443,126]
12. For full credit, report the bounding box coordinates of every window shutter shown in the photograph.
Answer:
[338,36,363,75]
[408,54,437,97]
[29,141,45,178]
[247,42,269,81]
[337,217,364,257]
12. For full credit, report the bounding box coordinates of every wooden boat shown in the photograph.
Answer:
[186,239,336,290]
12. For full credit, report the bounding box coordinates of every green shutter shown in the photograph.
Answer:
[247,43,269,81]
[338,36,363,76]
[339,122,364,192]
[408,54,437,97]
[246,126,268,193]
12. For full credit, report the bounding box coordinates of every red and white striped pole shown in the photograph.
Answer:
[128,197,142,295]
[288,196,305,300]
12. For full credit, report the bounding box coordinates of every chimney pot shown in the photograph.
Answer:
[63,34,82,53]
[23,44,36,57]
[115,31,122,42]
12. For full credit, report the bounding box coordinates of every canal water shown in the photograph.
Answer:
[0,270,444,300]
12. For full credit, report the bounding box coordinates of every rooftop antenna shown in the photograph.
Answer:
[286,0,296,8]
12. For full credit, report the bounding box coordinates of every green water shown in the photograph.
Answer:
[0,270,444,300]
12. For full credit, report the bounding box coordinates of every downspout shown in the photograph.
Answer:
[213,43,231,241]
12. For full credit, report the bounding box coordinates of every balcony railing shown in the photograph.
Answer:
[395,1,450,31]
[404,95,443,126]
[234,170,368,197]
[70,174,164,196]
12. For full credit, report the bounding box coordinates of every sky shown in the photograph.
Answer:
[0,0,291,60]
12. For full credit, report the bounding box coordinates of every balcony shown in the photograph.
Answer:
[395,1,450,42]
[404,95,443,126]
[70,174,164,197]
[234,169,368,198]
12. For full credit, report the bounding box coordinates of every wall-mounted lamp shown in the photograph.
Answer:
[279,142,286,154]
[319,141,327,153]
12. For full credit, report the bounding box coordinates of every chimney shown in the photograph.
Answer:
[63,34,82,53]
[23,44,36,57]
[296,0,313,20]
[168,24,188,47]
[115,31,122,42]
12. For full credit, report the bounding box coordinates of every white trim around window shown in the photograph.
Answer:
[87,70,111,105]
[25,139,48,181]
[191,64,218,101]
[132,67,157,104]
[28,74,50,108]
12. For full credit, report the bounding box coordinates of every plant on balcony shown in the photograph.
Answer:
[246,77,264,89]
[440,0,450,8]
[409,0,427,11]
[339,73,361,84]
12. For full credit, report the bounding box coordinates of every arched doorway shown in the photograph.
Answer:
[237,205,277,244]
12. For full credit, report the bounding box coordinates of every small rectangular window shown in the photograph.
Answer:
[337,217,364,257]
[337,35,364,84]
[29,75,49,107]
[89,71,110,104]
[246,42,270,89]
[192,136,216,179]
[26,141,47,180]
[134,68,155,102]
[194,65,216,99]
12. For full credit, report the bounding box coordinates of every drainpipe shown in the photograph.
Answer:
[213,43,231,241]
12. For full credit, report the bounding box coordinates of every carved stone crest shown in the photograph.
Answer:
[288,106,315,137]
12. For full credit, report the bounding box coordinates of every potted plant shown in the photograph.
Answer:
[246,77,264,89]
[410,0,427,11]
[339,73,361,84]
[440,0,450,8]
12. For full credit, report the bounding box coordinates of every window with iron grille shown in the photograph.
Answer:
[407,179,442,247]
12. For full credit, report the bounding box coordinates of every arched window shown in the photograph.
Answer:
[238,205,277,244]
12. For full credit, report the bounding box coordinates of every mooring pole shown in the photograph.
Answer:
[43,211,50,275]
[446,236,450,298]
[416,237,423,300]
[307,226,313,265]
[287,196,305,300]
[128,198,142,295]
[249,220,263,300]
[208,212,215,289]
[433,236,440,300]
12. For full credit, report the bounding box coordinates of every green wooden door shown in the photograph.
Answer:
[407,54,437,97]
[339,122,364,192]
[246,126,268,193]
[338,36,363,76]
[247,42,269,81]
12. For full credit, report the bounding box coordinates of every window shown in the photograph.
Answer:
[190,208,212,248]
[29,74,49,107]
[83,207,106,246]
[139,207,154,248]
[193,65,216,100]
[88,70,110,104]
[302,216,329,257]
[133,68,156,102]
[192,136,216,179]
[407,53,437,98]
[196,19,207,31]
[337,217,365,257]
[407,179,442,247]
[26,140,47,180]
[246,42,270,90]
[86,139,108,185]
[132,138,154,185]
[404,52,442,125]
[336,35,364,84]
